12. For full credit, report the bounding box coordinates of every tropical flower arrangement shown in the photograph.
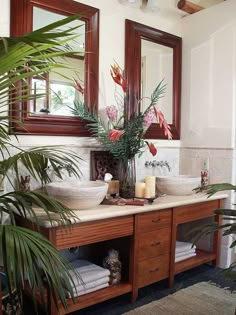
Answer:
[72,63,172,160]
[72,63,172,198]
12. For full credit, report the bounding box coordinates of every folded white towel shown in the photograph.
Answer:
[175,248,196,258]
[176,241,196,254]
[175,252,196,262]
[72,276,109,295]
[67,282,109,298]
[68,260,110,286]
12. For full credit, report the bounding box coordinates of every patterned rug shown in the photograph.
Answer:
[123,282,236,315]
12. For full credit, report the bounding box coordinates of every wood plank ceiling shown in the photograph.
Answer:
[177,0,225,14]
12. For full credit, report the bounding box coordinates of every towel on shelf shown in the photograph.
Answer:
[67,260,110,287]
[71,276,109,295]
[176,241,196,254]
[67,282,109,298]
[175,252,196,262]
[175,248,196,258]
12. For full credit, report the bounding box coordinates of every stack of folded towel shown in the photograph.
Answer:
[175,241,196,262]
[66,259,110,297]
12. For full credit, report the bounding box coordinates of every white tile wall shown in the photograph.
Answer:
[180,147,236,268]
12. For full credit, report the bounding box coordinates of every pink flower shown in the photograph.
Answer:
[73,79,84,95]
[109,129,124,142]
[106,105,118,122]
[147,142,157,156]
[154,106,172,140]
[143,110,155,128]
[110,64,127,93]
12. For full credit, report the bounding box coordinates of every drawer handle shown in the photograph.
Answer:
[151,241,161,247]
[149,267,159,273]
[152,218,160,223]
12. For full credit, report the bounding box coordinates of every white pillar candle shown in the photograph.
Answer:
[145,176,156,198]
[135,182,146,198]
[144,186,151,198]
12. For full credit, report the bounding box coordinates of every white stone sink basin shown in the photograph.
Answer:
[45,180,108,210]
[156,175,201,196]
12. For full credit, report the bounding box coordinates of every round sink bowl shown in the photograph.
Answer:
[156,175,201,196]
[45,180,108,210]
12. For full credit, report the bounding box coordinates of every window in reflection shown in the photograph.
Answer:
[32,7,85,116]
[141,39,173,122]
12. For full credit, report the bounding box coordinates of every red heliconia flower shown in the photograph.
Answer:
[73,79,84,95]
[154,106,172,140]
[109,129,124,142]
[147,142,157,156]
[110,64,127,93]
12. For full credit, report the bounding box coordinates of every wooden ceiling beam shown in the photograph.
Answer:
[177,0,204,14]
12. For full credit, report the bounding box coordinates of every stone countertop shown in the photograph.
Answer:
[29,192,228,228]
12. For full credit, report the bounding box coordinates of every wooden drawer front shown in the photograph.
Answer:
[136,209,172,233]
[55,216,134,249]
[138,228,171,261]
[138,255,169,288]
[175,200,219,224]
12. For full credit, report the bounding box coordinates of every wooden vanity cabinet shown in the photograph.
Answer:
[12,198,224,315]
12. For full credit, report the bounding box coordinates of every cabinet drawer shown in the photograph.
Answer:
[175,200,219,224]
[138,255,169,287]
[138,228,171,261]
[136,209,172,233]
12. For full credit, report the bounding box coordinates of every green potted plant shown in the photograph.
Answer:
[0,15,85,313]
[194,183,236,278]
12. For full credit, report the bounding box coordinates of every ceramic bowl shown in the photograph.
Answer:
[45,180,108,210]
[156,175,201,196]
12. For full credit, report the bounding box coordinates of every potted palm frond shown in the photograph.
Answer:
[0,15,85,314]
[194,183,236,279]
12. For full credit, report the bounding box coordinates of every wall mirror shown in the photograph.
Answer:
[10,0,99,136]
[125,19,181,139]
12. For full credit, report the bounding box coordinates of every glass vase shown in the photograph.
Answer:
[119,157,136,199]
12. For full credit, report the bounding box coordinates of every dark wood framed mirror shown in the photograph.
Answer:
[10,0,99,136]
[125,19,181,140]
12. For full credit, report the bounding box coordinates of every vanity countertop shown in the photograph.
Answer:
[29,192,228,228]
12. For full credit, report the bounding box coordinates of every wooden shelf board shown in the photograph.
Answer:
[62,282,132,314]
[174,249,216,275]
[24,281,132,314]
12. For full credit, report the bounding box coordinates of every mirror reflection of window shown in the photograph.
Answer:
[32,7,85,116]
[141,39,173,122]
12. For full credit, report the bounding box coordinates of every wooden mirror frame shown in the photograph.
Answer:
[10,0,99,136]
[125,19,182,140]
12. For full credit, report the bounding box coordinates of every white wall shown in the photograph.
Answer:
[181,0,236,148]
[180,0,236,267]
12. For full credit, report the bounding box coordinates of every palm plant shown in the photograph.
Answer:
[0,15,86,312]
[194,183,236,279]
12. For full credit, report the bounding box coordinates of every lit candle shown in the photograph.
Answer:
[135,182,146,198]
[145,176,156,198]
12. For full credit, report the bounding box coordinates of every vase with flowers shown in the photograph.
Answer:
[71,63,172,198]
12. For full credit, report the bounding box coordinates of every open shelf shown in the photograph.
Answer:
[24,281,132,314]
[62,282,132,314]
[174,249,216,275]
